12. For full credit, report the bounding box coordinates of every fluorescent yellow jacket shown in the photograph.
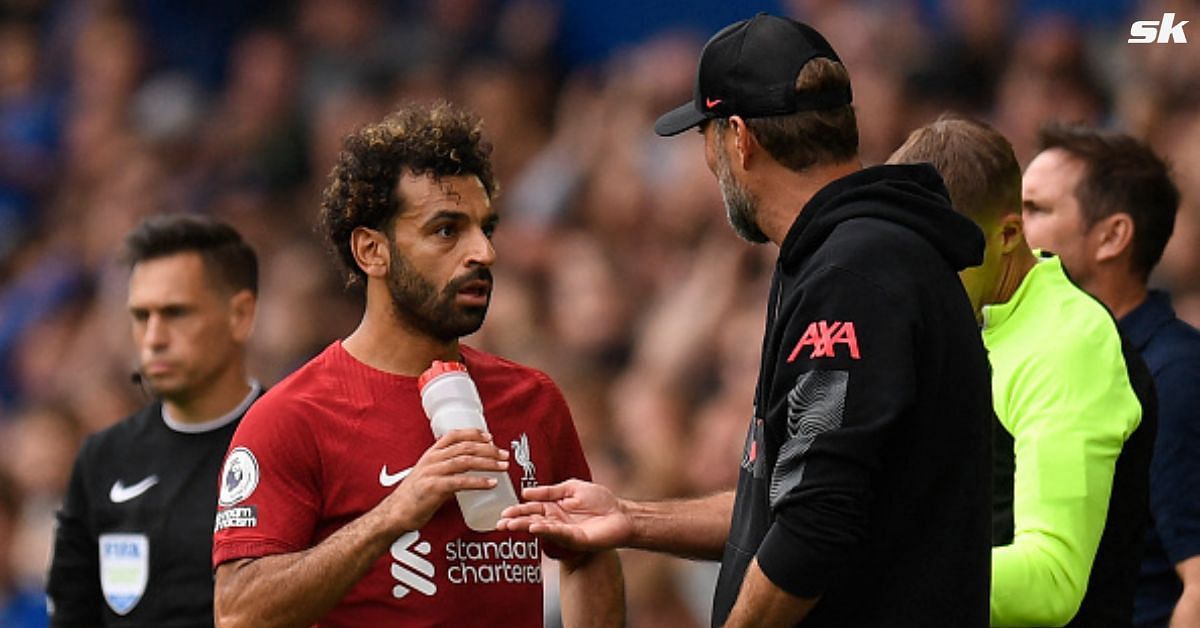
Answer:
[984,256,1142,627]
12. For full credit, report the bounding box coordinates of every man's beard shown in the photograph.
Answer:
[716,138,769,244]
[386,243,492,342]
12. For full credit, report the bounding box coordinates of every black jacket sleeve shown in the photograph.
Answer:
[47,439,104,627]
[756,263,917,597]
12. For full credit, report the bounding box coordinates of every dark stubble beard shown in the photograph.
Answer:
[386,241,491,342]
[716,135,769,244]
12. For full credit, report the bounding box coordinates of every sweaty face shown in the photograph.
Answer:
[712,125,769,244]
[1022,149,1095,282]
[385,173,498,342]
[128,252,243,402]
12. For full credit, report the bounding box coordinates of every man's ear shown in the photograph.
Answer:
[728,115,757,170]
[228,290,256,343]
[1093,213,1134,264]
[997,212,1025,255]
[350,226,391,279]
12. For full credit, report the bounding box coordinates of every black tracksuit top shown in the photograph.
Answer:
[712,164,994,627]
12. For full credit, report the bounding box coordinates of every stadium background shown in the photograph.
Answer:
[1,0,1198,625]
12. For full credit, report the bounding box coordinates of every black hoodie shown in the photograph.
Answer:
[711,164,993,627]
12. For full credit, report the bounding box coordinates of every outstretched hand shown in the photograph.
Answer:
[496,479,632,551]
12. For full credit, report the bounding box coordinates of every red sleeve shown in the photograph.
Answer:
[540,373,591,484]
[534,372,592,560]
[212,392,323,568]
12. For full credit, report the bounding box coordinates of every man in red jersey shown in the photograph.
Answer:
[212,102,623,627]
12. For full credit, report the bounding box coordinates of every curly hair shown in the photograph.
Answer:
[320,101,497,285]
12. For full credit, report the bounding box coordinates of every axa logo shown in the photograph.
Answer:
[1129,13,1189,43]
[390,531,436,598]
[787,321,860,362]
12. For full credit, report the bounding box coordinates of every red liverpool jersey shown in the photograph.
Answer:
[213,342,590,627]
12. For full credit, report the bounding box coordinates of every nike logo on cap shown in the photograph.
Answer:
[109,476,159,503]
[706,97,723,109]
[380,465,414,488]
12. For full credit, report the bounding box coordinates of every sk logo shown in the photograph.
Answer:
[1129,12,1189,43]
[390,531,436,598]
[787,321,861,362]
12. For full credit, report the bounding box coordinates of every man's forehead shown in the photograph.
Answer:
[127,252,211,305]
[1026,148,1085,185]
[396,172,491,211]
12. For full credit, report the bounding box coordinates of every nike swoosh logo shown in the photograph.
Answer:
[705,97,723,109]
[379,466,413,488]
[109,476,159,503]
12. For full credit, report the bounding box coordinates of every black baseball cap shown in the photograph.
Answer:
[654,14,853,137]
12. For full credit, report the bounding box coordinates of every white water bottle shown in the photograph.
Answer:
[418,360,518,532]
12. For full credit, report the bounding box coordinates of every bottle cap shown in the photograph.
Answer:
[418,360,468,390]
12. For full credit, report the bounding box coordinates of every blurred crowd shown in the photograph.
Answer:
[1,0,1199,626]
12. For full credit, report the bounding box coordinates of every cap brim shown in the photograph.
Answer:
[654,101,709,136]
